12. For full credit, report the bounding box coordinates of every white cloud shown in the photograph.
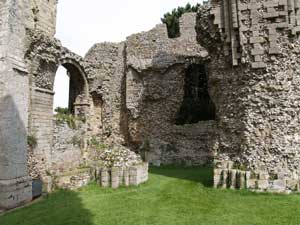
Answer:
[54,0,201,108]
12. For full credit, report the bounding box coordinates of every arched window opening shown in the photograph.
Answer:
[175,64,216,125]
[53,66,70,114]
[64,63,86,115]
[53,64,87,116]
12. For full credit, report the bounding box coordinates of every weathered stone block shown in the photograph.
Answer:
[101,169,110,188]
[111,167,120,189]
[251,49,264,55]
[247,179,257,189]
[42,176,53,193]
[257,180,269,190]
[271,179,286,191]
[124,169,130,186]
[269,47,280,54]
[230,170,237,189]
[252,62,266,68]
[221,170,228,188]
[286,179,298,190]
[250,37,265,44]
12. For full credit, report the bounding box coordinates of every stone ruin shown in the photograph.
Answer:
[1,0,300,211]
[197,0,300,193]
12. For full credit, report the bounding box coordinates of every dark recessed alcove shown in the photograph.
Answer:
[175,64,216,125]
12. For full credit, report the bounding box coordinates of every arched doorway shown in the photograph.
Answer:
[58,59,89,115]
[29,57,90,181]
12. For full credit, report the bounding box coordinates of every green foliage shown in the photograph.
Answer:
[71,135,82,147]
[55,113,77,129]
[77,115,87,124]
[45,170,52,176]
[161,3,200,38]
[232,162,248,171]
[140,139,151,152]
[54,107,77,129]
[3,167,300,225]
[269,173,278,181]
[89,136,107,152]
[54,107,70,115]
[54,107,87,129]
[27,134,37,148]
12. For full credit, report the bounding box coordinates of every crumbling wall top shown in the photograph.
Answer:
[206,0,300,68]
[126,13,208,72]
[30,0,58,36]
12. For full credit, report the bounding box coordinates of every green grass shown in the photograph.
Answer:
[2,167,300,225]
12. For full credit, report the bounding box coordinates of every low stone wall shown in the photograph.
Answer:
[214,161,300,193]
[45,163,149,191]
[53,168,93,191]
[51,121,84,174]
[97,163,149,188]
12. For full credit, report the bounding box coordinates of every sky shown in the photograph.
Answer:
[53,0,201,109]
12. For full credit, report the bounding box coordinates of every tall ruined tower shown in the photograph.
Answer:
[31,0,57,36]
[197,0,300,192]
[0,0,57,210]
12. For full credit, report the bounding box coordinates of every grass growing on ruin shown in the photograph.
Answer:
[2,167,300,225]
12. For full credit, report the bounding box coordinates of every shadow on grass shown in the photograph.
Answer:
[1,190,94,225]
[149,166,214,188]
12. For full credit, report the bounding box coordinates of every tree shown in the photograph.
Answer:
[54,107,70,115]
[161,3,200,38]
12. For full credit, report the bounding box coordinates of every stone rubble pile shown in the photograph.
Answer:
[96,145,143,168]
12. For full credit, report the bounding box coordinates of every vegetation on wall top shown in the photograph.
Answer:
[161,3,200,38]
[54,107,70,115]
[27,134,37,148]
[54,107,76,129]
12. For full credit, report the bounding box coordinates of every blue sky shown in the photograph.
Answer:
[53,0,201,109]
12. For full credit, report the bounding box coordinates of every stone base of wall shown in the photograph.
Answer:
[214,161,300,193]
[97,163,149,188]
[53,168,94,191]
[145,121,216,166]
[42,163,148,191]
[0,176,32,210]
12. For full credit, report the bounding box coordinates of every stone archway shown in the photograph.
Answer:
[58,57,90,115]
[58,56,89,98]
[25,35,90,186]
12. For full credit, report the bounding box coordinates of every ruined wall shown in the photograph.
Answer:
[145,121,216,166]
[26,32,90,177]
[85,13,216,166]
[1,0,146,207]
[51,121,83,174]
[1,0,59,208]
[125,13,216,166]
[85,42,127,145]
[197,0,300,192]
[98,163,148,188]
[30,87,54,174]
[0,0,36,210]
[30,0,57,36]
[0,0,60,209]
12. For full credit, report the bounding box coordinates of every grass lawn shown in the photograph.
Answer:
[1,166,300,225]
